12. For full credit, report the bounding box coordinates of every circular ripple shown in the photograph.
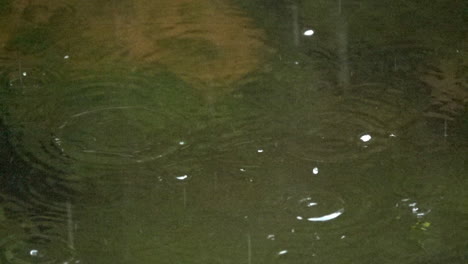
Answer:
[2,69,204,171]
[0,234,75,264]
[284,84,413,163]
[283,191,345,223]
[57,106,182,165]
[1,195,77,264]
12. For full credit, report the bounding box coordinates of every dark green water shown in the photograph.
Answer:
[0,0,466,263]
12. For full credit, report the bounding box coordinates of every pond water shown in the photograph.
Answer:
[0,0,466,263]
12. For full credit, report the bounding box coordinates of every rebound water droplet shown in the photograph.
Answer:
[312,167,319,174]
[360,134,372,142]
[303,29,314,36]
[278,250,288,255]
[175,175,189,181]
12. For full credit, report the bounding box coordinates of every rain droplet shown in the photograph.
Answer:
[30,249,39,256]
[257,149,264,153]
[312,167,319,174]
[22,72,27,76]
[64,55,70,59]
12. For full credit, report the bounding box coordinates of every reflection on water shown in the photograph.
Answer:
[0,0,467,263]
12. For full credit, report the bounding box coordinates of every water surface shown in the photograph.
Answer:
[0,0,467,263]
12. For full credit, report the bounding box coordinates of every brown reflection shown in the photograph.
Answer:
[420,58,468,121]
[2,0,269,100]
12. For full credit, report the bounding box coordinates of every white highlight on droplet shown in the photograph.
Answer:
[278,250,288,255]
[64,55,69,59]
[22,72,27,76]
[179,141,185,145]
[303,29,314,36]
[360,134,372,142]
[306,209,344,222]
[240,168,246,172]
[257,149,264,153]
[267,234,275,240]
[312,167,319,174]
[176,175,188,180]
[30,249,38,256]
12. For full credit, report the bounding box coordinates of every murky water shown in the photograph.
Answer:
[0,0,466,263]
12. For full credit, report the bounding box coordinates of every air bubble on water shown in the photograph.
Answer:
[30,249,39,256]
